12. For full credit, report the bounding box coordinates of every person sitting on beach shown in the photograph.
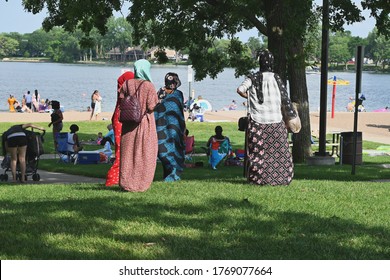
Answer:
[38,99,48,113]
[16,97,32,113]
[13,100,23,112]
[228,100,237,110]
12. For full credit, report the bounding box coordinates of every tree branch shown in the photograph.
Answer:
[244,13,267,36]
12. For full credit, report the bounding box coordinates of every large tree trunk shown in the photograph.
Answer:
[287,39,312,163]
[265,0,287,80]
[264,0,311,163]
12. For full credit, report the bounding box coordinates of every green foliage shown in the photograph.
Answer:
[0,35,19,57]
[154,48,169,64]
[228,38,257,77]
[327,0,363,31]
[304,23,322,63]
[364,29,390,71]
[362,0,390,38]
[329,32,352,67]
[246,36,265,58]
[103,17,133,60]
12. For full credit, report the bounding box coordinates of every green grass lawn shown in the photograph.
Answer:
[1,121,389,260]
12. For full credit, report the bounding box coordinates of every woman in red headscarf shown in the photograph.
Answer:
[105,71,135,187]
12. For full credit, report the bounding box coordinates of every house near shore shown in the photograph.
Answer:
[149,48,178,61]
[106,46,184,62]
[106,47,147,61]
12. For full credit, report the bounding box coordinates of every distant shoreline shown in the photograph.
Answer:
[3,58,388,73]
[1,58,189,67]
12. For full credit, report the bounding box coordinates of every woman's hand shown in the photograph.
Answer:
[237,88,248,99]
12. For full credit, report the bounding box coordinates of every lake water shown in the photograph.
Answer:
[1,61,389,113]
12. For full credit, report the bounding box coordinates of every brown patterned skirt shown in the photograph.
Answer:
[245,118,293,185]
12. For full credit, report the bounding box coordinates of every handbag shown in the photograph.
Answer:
[283,102,301,133]
[119,81,145,124]
[238,116,248,131]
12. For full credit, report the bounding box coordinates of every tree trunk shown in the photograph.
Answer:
[264,0,311,163]
[133,50,138,61]
[264,0,287,80]
[287,39,312,163]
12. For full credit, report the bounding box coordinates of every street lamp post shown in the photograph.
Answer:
[317,0,330,157]
[307,0,336,165]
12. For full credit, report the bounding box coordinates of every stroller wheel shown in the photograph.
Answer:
[32,173,41,181]
[3,174,8,181]
[0,174,4,181]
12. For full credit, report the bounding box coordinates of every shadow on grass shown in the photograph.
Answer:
[37,157,390,183]
[366,123,390,132]
[1,189,389,260]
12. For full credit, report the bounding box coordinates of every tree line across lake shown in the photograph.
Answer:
[1,16,389,72]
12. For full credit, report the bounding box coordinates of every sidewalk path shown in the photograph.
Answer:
[0,156,104,185]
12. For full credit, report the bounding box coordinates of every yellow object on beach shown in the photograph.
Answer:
[328,79,350,85]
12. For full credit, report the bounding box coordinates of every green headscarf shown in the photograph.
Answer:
[134,59,153,82]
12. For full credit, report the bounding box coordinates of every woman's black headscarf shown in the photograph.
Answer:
[165,72,181,90]
[258,49,274,72]
[250,49,275,104]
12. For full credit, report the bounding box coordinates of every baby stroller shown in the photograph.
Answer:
[0,129,45,182]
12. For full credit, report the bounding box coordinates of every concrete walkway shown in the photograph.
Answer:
[0,156,105,185]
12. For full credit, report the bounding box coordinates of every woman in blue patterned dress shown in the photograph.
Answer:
[154,72,186,182]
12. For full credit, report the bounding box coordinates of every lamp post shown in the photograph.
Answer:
[308,0,336,165]
[317,0,330,157]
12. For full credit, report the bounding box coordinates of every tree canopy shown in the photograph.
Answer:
[18,0,389,77]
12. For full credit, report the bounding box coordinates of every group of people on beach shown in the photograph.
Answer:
[3,50,297,190]
[7,90,51,113]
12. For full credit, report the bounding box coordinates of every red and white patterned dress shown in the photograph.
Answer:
[105,71,134,187]
[119,79,159,192]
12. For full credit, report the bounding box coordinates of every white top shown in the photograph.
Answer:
[67,133,75,152]
[238,72,282,124]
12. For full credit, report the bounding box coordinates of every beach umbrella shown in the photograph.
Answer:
[190,99,213,112]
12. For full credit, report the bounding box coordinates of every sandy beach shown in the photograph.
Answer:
[1,110,389,145]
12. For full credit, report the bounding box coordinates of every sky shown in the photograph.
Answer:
[0,0,376,41]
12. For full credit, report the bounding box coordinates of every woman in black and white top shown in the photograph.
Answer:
[237,50,296,186]
[2,123,45,183]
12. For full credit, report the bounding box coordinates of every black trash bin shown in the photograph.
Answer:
[340,132,362,165]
